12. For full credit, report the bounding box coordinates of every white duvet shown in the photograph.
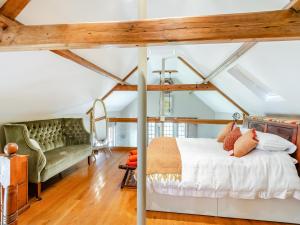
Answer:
[147,138,300,200]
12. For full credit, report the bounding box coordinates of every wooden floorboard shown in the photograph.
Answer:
[19,150,291,225]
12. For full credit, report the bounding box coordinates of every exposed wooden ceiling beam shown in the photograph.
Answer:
[199,1,298,84]
[0,0,30,19]
[1,10,300,51]
[213,86,249,116]
[0,15,127,85]
[52,50,128,84]
[113,83,216,91]
[177,56,205,80]
[190,1,296,116]
[177,56,249,116]
[100,117,243,125]
[86,66,138,115]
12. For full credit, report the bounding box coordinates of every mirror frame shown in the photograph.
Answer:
[92,99,108,142]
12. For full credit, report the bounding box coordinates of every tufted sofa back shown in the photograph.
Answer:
[21,118,89,152]
[25,119,65,152]
[63,118,90,146]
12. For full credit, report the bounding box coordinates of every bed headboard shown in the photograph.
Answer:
[243,116,300,175]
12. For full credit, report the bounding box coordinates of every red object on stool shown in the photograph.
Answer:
[128,155,137,162]
[126,161,137,167]
[118,151,138,188]
[130,149,137,155]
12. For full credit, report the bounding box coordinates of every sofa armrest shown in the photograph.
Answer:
[3,124,47,183]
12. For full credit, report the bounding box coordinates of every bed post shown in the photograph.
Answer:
[137,1,147,225]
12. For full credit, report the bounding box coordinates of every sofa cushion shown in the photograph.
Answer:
[41,144,91,182]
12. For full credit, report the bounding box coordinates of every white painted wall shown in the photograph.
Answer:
[200,112,235,138]
[116,91,216,146]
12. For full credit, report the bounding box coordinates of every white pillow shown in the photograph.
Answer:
[256,131,297,154]
[29,139,41,150]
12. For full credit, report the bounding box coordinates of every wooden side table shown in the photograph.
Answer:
[0,144,30,225]
[16,155,30,214]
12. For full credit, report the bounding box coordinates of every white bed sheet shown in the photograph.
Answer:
[147,138,300,200]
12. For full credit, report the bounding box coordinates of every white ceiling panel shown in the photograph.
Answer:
[0,51,115,122]
[17,0,138,24]
[104,91,137,112]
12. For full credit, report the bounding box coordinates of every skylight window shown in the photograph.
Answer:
[228,65,284,102]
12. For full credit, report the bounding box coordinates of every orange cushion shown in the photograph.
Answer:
[223,127,242,151]
[217,122,235,143]
[126,160,137,167]
[129,155,137,162]
[130,150,137,155]
[233,129,258,158]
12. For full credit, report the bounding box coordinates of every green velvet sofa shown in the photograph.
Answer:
[3,118,92,199]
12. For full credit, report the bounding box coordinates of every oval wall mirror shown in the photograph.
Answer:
[92,99,108,142]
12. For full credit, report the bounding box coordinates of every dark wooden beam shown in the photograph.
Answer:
[95,116,106,122]
[113,83,216,91]
[177,56,205,80]
[0,15,127,85]
[1,10,300,51]
[0,0,30,19]
[111,146,137,151]
[52,50,127,84]
[104,117,243,125]
[213,86,249,116]
[86,66,138,115]
[101,66,137,100]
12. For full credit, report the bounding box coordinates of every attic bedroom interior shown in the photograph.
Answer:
[1,0,300,225]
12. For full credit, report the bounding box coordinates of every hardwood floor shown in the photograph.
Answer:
[19,150,292,225]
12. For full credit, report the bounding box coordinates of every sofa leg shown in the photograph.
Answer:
[88,156,91,166]
[36,182,42,201]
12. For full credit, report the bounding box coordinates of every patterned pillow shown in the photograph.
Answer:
[217,122,235,143]
[223,127,242,151]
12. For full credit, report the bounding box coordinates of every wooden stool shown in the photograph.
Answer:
[118,165,137,189]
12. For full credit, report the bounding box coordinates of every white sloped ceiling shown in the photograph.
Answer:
[0,51,115,122]
[148,0,287,18]
[16,0,138,24]
[227,41,300,115]
[1,0,299,122]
